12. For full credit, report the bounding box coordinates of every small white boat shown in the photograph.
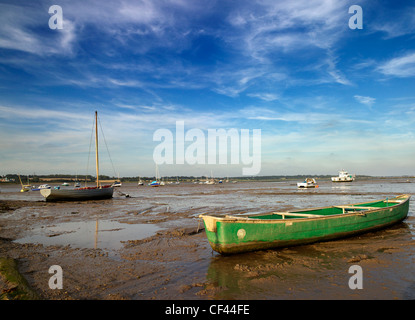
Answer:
[112,181,122,187]
[297,178,319,188]
[138,176,144,186]
[32,184,51,191]
[205,171,216,184]
[331,170,355,182]
[39,184,51,189]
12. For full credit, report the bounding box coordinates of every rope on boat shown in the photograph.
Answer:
[97,114,118,179]
[85,116,95,187]
[85,112,119,187]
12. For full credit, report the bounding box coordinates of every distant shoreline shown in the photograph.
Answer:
[1,174,414,184]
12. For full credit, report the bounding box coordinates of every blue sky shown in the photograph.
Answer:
[1,0,415,177]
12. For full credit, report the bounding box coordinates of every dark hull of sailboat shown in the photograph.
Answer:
[40,186,114,202]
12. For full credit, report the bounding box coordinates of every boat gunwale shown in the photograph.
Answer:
[199,194,410,225]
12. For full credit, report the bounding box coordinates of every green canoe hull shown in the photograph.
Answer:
[200,195,411,254]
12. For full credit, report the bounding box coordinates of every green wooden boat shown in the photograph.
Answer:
[200,194,411,254]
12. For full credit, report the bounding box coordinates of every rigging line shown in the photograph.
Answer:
[97,113,118,178]
[85,116,95,187]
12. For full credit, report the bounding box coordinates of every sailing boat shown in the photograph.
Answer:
[112,173,122,187]
[40,111,114,201]
[138,177,144,186]
[150,164,161,187]
[18,175,31,192]
[204,170,216,184]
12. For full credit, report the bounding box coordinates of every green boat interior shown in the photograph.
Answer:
[247,197,407,220]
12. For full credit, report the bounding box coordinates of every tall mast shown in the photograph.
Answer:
[95,111,99,188]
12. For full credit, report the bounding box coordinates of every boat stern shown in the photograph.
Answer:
[40,188,52,199]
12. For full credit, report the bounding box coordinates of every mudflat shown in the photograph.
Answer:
[1,179,414,300]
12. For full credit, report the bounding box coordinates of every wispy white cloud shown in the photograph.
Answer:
[247,93,279,102]
[370,7,415,39]
[354,95,376,108]
[222,0,353,90]
[377,52,415,78]
[0,3,77,56]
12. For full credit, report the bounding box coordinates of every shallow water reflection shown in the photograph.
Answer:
[14,219,162,251]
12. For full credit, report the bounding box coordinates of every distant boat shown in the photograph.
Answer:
[18,175,31,192]
[150,180,160,187]
[204,171,216,184]
[74,173,81,188]
[138,177,144,186]
[32,184,51,191]
[150,165,162,187]
[331,170,355,182]
[200,194,411,254]
[112,173,122,187]
[20,186,31,192]
[112,181,122,187]
[40,111,114,201]
[61,182,69,186]
[297,178,319,189]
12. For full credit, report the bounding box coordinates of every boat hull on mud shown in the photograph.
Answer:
[200,194,410,254]
[40,186,113,202]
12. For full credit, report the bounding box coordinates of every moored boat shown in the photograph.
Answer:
[18,175,31,192]
[40,111,114,202]
[32,184,51,191]
[331,170,355,182]
[112,181,122,187]
[297,178,318,188]
[199,194,410,254]
[150,180,160,187]
[40,185,113,201]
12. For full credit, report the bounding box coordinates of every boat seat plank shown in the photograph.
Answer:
[334,206,378,210]
[272,212,325,219]
[334,205,379,214]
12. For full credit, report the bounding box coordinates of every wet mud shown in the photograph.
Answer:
[0,179,414,300]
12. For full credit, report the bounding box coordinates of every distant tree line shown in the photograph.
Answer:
[1,173,380,183]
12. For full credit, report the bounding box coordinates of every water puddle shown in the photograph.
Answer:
[14,219,162,251]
